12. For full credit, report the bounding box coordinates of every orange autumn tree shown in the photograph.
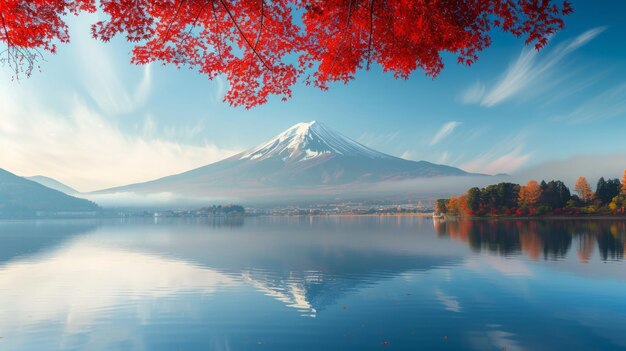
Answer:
[447,196,460,216]
[518,180,542,209]
[622,169,626,195]
[574,176,594,203]
[1,0,573,107]
[457,194,469,216]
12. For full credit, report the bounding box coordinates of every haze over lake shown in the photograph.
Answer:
[1,217,625,351]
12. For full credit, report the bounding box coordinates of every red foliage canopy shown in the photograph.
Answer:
[1,0,572,108]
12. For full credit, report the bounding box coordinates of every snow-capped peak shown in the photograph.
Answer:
[239,121,391,162]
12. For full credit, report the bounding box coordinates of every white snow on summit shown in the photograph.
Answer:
[240,121,391,162]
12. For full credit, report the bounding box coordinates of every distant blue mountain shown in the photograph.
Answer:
[0,169,99,218]
[26,175,79,195]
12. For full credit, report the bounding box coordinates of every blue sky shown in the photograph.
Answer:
[1,0,625,191]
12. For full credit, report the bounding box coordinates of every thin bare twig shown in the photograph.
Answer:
[0,12,12,63]
[328,0,355,75]
[211,0,224,61]
[367,0,374,69]
[162,0,186,42]
[253,0,264,52]
[186,0,212,37]
[218,0,271,71]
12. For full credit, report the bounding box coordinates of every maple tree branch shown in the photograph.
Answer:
[0,12,12,65]
[381,0,397,48]
[253,0,264,53]
[0,12,24,77]
[0,23,9,72]
[218,0,271,71]
[186,0,211,37]
[367,0,374,69]
[328,0,354,75]
[343,0,354,45]
[210,0,224,61]
[247,0,264,74]
[162,0,186,42]
[0,12,10,46]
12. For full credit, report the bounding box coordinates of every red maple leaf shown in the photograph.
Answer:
[1,0,573,108]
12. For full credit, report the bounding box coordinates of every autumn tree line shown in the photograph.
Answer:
[435,170,626,217]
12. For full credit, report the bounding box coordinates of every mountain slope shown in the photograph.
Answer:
[96,121,475,196]
[26,175,79,195]
[0,169,99,217]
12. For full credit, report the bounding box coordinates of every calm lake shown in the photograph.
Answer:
[1,216,625,350]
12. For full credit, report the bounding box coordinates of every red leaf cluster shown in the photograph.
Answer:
[1,0,572,107]
[0,0,95,77]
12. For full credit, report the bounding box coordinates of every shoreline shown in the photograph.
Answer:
[278,213,626,220]
[2,213,626,221]
[438,214,626,220]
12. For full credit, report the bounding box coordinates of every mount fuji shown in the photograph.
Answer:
[95,121,477,198]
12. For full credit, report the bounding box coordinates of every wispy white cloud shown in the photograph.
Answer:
[553,83,626,124]
[212,75,227,103]
[0,15,237,193]
[164,118,208,140]
[134,63,153,106]
[140,113,158,138]
[537,69,608,108]
[73,24,131,114]
[0,84,238,191]
[461,147,531,175]
[461,81,486,104]
[72,14,151,115]
[480,47,537,106]
[430,122,462,146]
[459,133,531,174]
[400,150,413,160]
[482,146,531,175]
[462,27,606,107]
[436,151,450,164]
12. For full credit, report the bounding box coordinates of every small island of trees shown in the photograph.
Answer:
[436,169,626,217]
[153,204,245,218]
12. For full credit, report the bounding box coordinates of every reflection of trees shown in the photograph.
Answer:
[155,216,245,227]
[434,219,626,262]
[579,221,625,262]
[577,234,595,263]
[468,221,521,256]
[597,232,624,261]
[210,216,245,227]
[436,220,523,257]
[519,222,542,260]
[540,223,571,260]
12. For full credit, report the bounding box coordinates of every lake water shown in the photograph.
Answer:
[1,216,626,350]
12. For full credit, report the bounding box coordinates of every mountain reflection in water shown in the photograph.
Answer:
[0,216,625,351]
